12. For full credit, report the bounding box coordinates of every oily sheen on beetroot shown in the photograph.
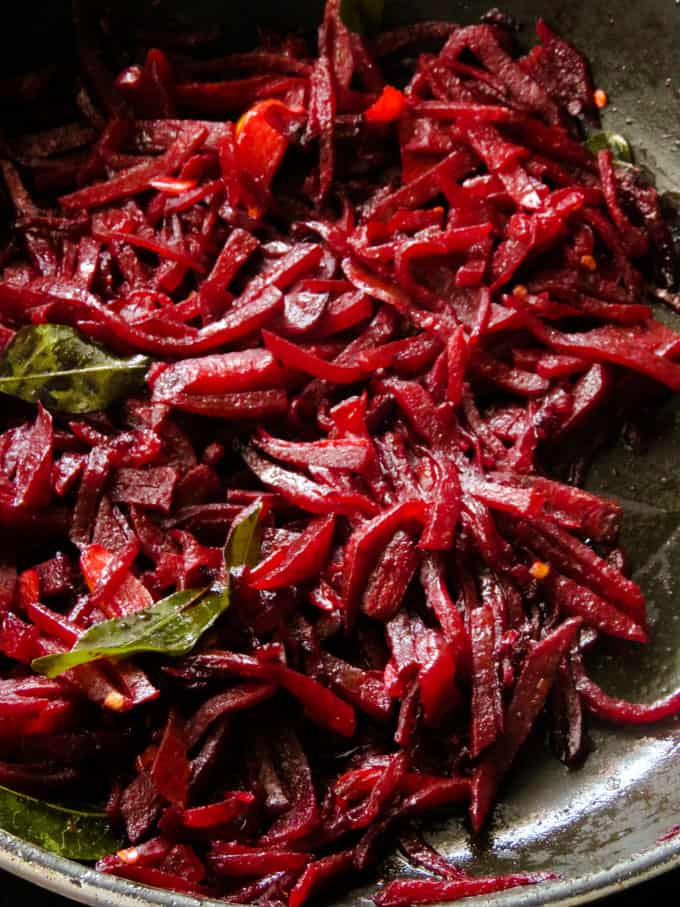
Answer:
[0,1,679,904]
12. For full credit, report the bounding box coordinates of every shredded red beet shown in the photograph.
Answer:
[0,1,679,903]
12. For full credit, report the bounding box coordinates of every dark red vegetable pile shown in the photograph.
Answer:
[0,1,680,904]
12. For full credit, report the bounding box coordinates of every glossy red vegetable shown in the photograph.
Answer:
[546,572,647,643]
[248,516,336,589]
[197,228,260,319]
[209,842,310,877]
[150,349,283,398]
[342,501,425,628]
[263,329,364,384]
[60,126,209,209]
[471,618,583,831]
[289,849,356,907]
[181,792,255,828]
[254,430,371,472]
[150,710,189,806]
[572,653,680,724]
[364,85,407,124]
[374,873,555,907]
[470,605,503,757]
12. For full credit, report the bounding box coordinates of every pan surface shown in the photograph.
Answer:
[0,1,679,904]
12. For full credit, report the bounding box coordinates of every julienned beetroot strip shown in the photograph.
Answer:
[0,0,678,903]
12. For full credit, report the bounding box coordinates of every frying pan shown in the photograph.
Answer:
[0,1,679,905]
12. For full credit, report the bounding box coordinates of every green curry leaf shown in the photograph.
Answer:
[0,785,120,860]
[224,502,262,569]
[31,504,263,678]
[0,324,150,413]
[584,131,633,163]
[339,0,384,34]
[31,587,226,677]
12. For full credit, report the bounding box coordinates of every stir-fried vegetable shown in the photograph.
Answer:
[0,0,677,903]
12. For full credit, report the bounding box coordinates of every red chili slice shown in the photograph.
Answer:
[249,516,336,589]
[364,86,407,124]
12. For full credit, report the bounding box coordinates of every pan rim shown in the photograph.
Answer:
[0,825,678,907]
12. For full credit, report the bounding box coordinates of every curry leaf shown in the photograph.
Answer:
[584,131,633,163]
[0,785,120,860]
[0,324,150,413]
[339,0,384,34]
[31,504,263,678]
[225,502,262,569]
[31,586,227,677]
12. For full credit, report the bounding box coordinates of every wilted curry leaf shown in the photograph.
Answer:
[32,504,262,678]
[0,324,150,413]
[339,0,384,34]
[0,785,120,860]
[584,131,633,163]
